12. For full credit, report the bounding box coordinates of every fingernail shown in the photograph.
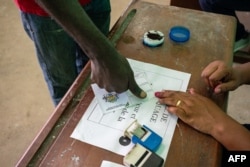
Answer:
[154,92,161,97]
[140,91,147,98]
[215,88,221,94]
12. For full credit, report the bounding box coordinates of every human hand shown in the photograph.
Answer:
[90,54,147,98]
[154,88,227,135]
[201,60,241,94]
[36,0,147,99]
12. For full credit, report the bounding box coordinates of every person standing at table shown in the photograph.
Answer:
[14,0,146,106]
[155,60,250,150]
[199,0,250,52]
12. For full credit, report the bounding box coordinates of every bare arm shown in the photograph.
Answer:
[35,0,146,98]
[211,112,250,150]
[36,0,112,60]
[234,62,250,85]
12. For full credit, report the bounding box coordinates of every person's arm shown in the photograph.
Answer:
[211,112,250,150]
[234,62,250,85]
[201,60,250,94]
[35,0,146,98]
[155,89,250,150]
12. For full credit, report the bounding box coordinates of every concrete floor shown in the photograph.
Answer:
[0,0,249,166]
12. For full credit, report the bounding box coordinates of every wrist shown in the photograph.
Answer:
[210,121,225,140]
[234,62,250,85]
[210,115,241,148]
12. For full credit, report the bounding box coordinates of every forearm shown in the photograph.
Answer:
[35,0,117,61]
[234,62,250,85]
[212,116,250,150]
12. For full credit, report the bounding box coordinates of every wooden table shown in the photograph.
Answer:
[16,1,236,166]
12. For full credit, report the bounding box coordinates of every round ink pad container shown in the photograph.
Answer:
[169,26,190,43]
[143,30,164,47]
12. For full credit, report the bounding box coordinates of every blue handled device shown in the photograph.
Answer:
[124,120,162,152]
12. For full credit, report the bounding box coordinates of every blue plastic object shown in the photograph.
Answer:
[169,26,190,43]
[131,125,162,152]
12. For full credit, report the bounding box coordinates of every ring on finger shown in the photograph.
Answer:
[176,100,182,107]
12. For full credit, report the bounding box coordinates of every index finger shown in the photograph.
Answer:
[128,76,147,99]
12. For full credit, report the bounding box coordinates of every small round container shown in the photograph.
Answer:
[143,30,164,47]
[169,26,190,43]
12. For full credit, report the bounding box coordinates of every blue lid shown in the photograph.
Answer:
[169,26,190,43]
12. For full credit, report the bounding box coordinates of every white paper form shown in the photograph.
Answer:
[71,59,191,160]
[100,161,125,167]
[92,58,190,113]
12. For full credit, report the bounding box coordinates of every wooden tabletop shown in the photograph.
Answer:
[16,1,236,167]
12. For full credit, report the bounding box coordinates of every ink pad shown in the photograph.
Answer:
[143,30,164,47]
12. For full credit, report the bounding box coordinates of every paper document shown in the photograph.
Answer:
[91,59,189,113]
[100,161,125,167]
[71,58,191,160]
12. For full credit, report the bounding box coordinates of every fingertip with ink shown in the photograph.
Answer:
[154,91,162,98]
[130,84,147,99]
[140,90,147,98]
